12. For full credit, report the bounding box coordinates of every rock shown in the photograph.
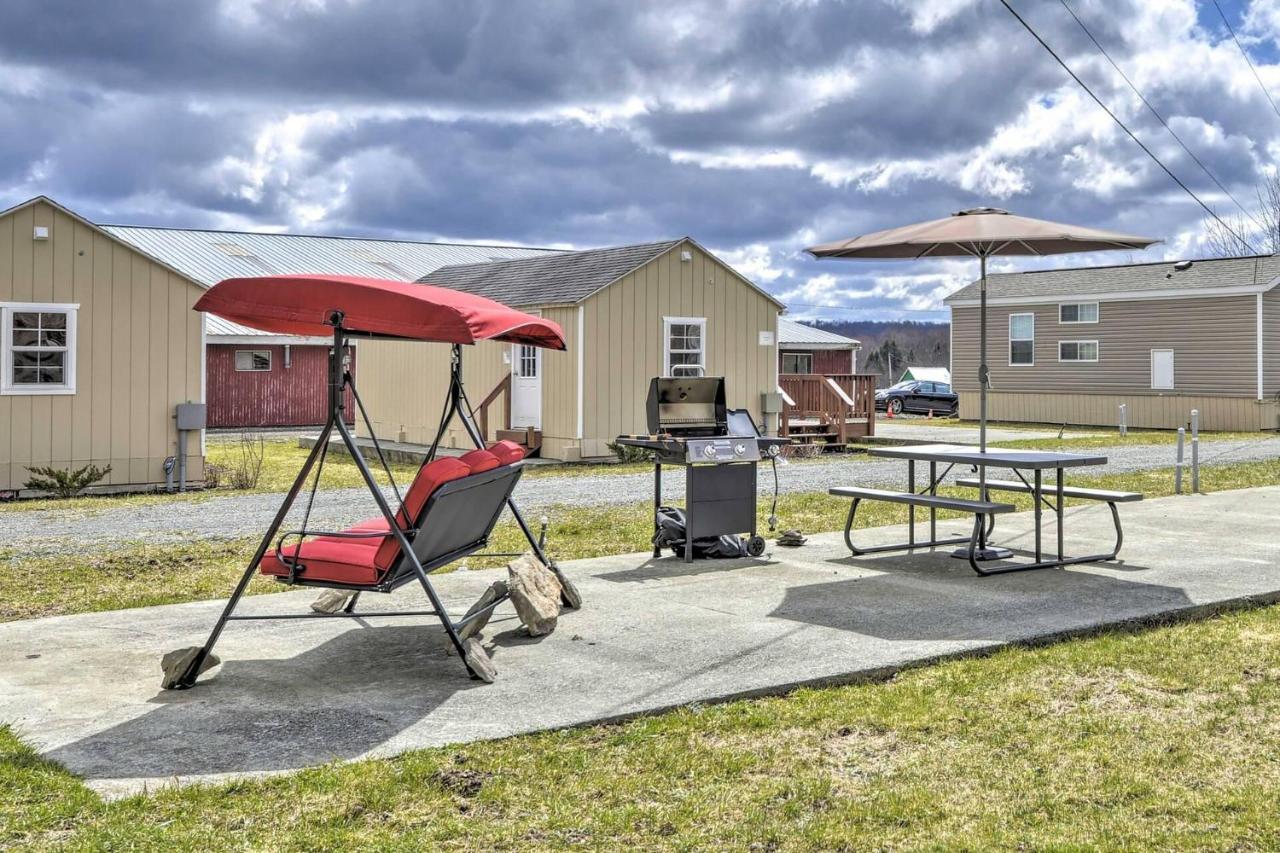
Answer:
[310,589,356,614]
[462,638,496,683]
[551,564,583,610]
[507,552,562,636]
[160,646,220,689]
[457,580,508,641]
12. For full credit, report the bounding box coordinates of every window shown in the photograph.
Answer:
[1059,302,1099,324]
[936,383,952,393]
[1,303,76,395]
[1058,340,1099,362]
[781,352,813,374]
[1009,313,1035,366]
[664,317,706,376]
[235,350,272,372]
[517,344,538,378]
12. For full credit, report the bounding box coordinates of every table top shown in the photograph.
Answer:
[867,442,1107,469]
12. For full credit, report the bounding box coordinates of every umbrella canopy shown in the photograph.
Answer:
[194,274,566,350]
[806,207,1157,259]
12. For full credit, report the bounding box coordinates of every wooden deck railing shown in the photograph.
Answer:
[475,372,512,441]
[778,373,877,442]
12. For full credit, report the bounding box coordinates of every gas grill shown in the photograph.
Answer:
[616,377,789,562]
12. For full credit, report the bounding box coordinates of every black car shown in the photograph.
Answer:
[875,380,958,415]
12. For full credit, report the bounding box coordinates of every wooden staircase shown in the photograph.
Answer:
[495,427,542,455]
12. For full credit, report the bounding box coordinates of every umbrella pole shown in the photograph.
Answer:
[979,252,987,456]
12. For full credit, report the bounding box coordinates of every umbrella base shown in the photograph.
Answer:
[951,546,1013,562]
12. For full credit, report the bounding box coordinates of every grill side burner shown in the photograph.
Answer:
[616,377,789,562]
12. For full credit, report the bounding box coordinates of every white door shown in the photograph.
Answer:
[511,343,542,429]
[1151,349,1175,390]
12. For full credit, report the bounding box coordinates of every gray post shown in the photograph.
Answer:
[1118,403,1127,438]
[1175,427,1185,495]
[177,430,187,493]
[1190,409,1199,493]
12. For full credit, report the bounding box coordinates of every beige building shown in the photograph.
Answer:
[0,196,205,493]
[946,255,1280,431]
[359,238,784,460]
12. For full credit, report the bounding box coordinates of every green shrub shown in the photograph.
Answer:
[606,441,652,464]
[24,463,113,498]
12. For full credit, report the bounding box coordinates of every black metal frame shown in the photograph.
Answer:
[840,461,1128,576]
[170,317,561,688]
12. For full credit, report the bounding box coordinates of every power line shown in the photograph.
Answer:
[997,0,1258,253]
[1211,0,1280,122]
[1059,0,1263,232]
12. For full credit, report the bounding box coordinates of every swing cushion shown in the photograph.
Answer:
[261,455,479,585]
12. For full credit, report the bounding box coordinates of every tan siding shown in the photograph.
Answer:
[952,295,1257,398]
[579,241,779,457]
[359,239,781,460]
[0,200,204,491]
[960,390,1277,432]
[1264,289,1280,398]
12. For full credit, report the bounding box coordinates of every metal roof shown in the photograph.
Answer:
[421,240,682,307]
[945,254,1280,304]
[103,225,559,336]
[777,317,860,348]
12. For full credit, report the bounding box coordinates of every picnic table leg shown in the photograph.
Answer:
[1034,469,1042,562]
[1056,467,1064,561]
[908,460,916,547]
[929,461,937,544]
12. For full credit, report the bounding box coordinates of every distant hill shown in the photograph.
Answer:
[801,320,950,387]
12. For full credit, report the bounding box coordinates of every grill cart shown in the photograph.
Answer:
[616,377,788,562]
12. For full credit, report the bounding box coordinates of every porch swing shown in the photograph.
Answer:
[165,274,579,689]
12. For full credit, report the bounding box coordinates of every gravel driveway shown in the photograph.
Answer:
[5,437,1277,556]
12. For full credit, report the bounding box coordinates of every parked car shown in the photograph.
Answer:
[875,380,958,415]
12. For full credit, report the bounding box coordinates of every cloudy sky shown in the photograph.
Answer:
[3,0,1280,321]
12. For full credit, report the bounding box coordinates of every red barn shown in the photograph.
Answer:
[778,317,860,375]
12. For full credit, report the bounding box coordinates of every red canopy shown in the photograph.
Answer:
[194,274,566,349]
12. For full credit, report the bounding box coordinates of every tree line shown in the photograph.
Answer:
[802,320,950,387]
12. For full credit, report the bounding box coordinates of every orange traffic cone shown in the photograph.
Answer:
[886,404,894,419]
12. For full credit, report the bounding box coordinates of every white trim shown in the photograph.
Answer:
[947,278,1280,308]
[1058,301,1099,324]
[663,316,707,377]
[1008,312,1035,367]
[199,314,207,456]
[0,302,79,396]
[575,305,584,440]
[1257,293,1265,401]
[1057,339,1099,363]
[1150,349,1175,390]
[824,376,855,406]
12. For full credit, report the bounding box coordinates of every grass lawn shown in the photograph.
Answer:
[3,457,1279,623]
[5,602,1280,848]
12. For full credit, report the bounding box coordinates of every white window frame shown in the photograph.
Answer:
[1151,349,1175,390]
[1,302,78,395]
[1058,302,1099,324]
[234,350,272,372]
[1008,312,1035,367]
[1058,340,1099,363]
[780,352,813,374]
[663,316,707,377]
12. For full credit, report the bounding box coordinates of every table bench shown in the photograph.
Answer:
[956,477,1142,563]
[829,486,1016,569]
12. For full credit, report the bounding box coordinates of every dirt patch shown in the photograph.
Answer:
[1040,667,1213,723]
[821,726,907,792]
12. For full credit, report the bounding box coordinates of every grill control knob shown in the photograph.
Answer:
[703,444,717,459]
[734,442,747,456]
[766,444,781,457]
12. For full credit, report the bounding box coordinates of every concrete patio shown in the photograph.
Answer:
[2,486,1278,799]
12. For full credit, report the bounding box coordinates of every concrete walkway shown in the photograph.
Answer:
[2,487,1279,799]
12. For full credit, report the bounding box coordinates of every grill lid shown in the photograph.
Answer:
[646,377,727,436]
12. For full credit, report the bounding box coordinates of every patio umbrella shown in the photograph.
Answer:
[806,207,1157,449]
[806,207,1158,556]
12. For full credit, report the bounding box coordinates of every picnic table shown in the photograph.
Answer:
[831,443,1141,575]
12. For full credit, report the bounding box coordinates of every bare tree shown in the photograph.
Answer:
[1203,171,1280,257]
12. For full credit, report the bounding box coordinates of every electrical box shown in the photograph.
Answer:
[760,392,782,414]
[175,403,207,431]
